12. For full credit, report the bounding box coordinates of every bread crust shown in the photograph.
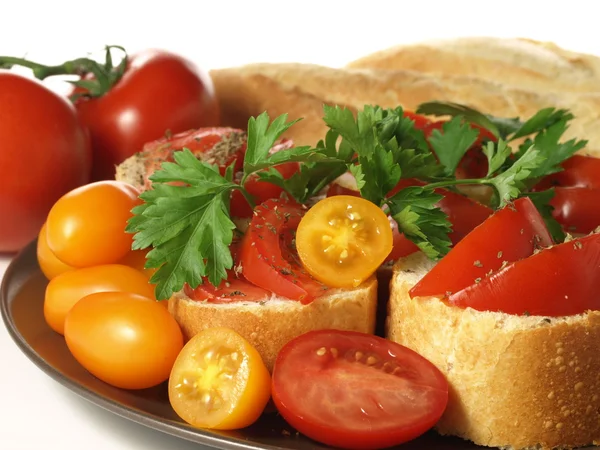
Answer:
[388,252,600,449]
[210,63,600,154]
[168,277,378,371]
[346,37,600,94]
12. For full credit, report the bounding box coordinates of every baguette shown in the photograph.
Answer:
[387,252,600,450]
[346,37,600,94]
[115,142,378,372]
[210,63,600,153]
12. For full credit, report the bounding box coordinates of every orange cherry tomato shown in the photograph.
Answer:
[117,248,156,279]
[44,264,155,335]
[37,222,74,280]
[296,196,393,288]
[46,180,141,267]
[169,327,271,430]
[64,291,183,389]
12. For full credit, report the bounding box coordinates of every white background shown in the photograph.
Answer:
[1,1,599,448]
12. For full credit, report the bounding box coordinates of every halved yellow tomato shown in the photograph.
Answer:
[296,195,393,288]
[168,328,271,430]
[37,222,74,280]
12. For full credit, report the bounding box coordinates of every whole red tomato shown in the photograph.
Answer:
[0,71,91,253]
[74,49,220,180]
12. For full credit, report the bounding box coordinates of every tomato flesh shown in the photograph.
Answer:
[168,327,271,430]
[449,233,600,316]
[410,197,553,298]
[296,196,393,288]
[240,199,328,303]
[183,273,271,303]
[272,330,448,449]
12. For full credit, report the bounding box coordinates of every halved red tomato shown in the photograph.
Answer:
[549,187,600,234]
[403,110,431,130]
[240,199,327,303]
[448,232,600,316]
[535,154,600,190]
[271,329,449,449]
[410,197,553,298]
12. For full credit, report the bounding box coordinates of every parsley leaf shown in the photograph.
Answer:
[428,117,479,176]
[127,150,239,299]
[244,112,300,173]
[511,108,573,141]
[387,187,452,259]
[488,145,545,207]
[482,139,512,176]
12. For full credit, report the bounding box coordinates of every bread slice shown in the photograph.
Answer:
[388,252,600,449]
[346,37,600,94]
[168,278,377,371]
[210,63,600,154]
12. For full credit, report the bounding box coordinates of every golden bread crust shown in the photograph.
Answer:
[168,278,378,371]
[388,253,600,449]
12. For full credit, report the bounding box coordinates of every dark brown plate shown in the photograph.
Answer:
[0,241,488,450]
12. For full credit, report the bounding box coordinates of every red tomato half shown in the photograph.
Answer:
[549,187,600,234]
[403,110,431,129]
[449,233,600,316]
[74,49,220,180]
[240,199,327,303]
[410,197,553,298]
[272,330,449,449]
[0,72,91,252]
[535,155,600,190]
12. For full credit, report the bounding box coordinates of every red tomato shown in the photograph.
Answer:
[272,330,449,449]
[240,199,328,303]
[183,274,270,303]
[549,187,600,234]
[0,72,91,252]
[535,155,600,190]
[448,233,600,316]
[74,49,220,180]
[410,197,553,298]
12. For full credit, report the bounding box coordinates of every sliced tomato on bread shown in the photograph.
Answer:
[410,197,553,298]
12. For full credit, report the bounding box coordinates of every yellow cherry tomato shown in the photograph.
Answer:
[44,264,155,335]
[296,195,393,288]
[37,223,75,280]
[168,327,271,430]
[46,180,141,267]
[65,292,183,390]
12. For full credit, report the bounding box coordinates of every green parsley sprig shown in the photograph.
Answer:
[128,101,587,300]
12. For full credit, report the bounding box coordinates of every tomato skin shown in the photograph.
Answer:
[449,233,600,316]
[0,71,91,253]
[37,223,75,280]
[46,180,141,267]
[549,187,600,234]
[183,274,271,303]
[410,197,553,298]
[74,49,220,180]
[44,264,155,335]
[240,199,327,303]
[168,327,271,430]
[272,330,448,449]
[65,291,183,389]
[536,155,600,190]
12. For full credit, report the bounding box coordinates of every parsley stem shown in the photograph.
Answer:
[423,178,489,190]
